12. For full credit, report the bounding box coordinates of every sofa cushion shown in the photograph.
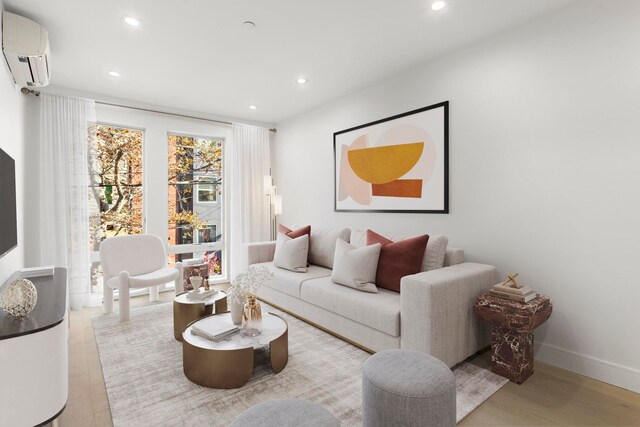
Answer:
[106,267,179,289]
[301,276,401,337]
[278,224,311,239]
[273,233,309,272]
[366,230,428,293]
[351,229,448,272]
[251,262,332,299]
[331,239,381,293]
[308,228,351,269]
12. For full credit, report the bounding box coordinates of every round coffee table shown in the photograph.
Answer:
[182,312,288,389]
[173,290,227,341]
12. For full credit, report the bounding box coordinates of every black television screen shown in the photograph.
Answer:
[0,148,17,258]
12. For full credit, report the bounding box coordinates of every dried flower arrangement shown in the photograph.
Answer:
[227,266,273,304]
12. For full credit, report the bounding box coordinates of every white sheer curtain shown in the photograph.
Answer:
[40,94,96,310]
[229,123,271,278]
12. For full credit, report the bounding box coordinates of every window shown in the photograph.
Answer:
[167,134,224,279]
[196,178,217,203]
[196,225,216,243]
[88,125,144,294]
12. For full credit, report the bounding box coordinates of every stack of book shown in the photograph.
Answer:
[182,257,205,266]
[186,289,217,301]
[191,323,239,342]
[489,283,537,303]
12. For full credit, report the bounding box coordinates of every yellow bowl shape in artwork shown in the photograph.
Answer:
[347,142,424,185]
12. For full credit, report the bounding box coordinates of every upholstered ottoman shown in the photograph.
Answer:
[362,350,456,427]
[230,398,340,427]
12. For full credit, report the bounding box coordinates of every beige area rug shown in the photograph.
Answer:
[92,302,507,427]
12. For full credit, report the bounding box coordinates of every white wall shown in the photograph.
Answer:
[0,0,27,285]
[273,0,640,392]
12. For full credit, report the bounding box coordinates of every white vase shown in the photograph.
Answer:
[230,298,245,325]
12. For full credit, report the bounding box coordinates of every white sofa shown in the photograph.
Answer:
[245,228,496,368]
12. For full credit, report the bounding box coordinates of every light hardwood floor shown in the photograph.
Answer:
[58,293,640,427]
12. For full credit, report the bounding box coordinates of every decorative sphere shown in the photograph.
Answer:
[0,279,38,317]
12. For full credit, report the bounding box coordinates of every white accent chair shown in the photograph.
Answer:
[100,234,184,322]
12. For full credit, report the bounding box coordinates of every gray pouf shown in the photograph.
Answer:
[362,349,456,427]
[230,398,340,427]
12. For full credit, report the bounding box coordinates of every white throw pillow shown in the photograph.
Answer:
[308,228,351,269]
[350,229,448,272]
[331,239,381,293]
[273,233,309,273]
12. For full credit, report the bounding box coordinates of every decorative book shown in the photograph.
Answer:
[489,289,537,303]
[191,323,239,341]
[493,284,532,295]
[186,289,217,301]
[182,257,205,266]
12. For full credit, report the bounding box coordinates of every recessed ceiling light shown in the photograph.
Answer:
[248,105,257,110]
[243,21,256,30]
[431,1,447,11]
[108,71,121,77]
[123,16,142,26]
[296,77,308,85]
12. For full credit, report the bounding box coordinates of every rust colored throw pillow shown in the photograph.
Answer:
[278,224,311,239]
[366,229,429,293]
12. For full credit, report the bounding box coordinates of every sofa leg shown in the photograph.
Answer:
[118,272,131,322]
[103,286,113,314]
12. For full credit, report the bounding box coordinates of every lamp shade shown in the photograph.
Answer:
[274,195,283,216]
[263,175,272,195]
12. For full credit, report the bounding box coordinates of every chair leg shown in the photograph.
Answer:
[118,272,131,322]
[103,285,113,314]
[149,285,160,302]
[175,262,184,295]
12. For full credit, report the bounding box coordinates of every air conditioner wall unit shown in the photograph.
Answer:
[2,11,50,87]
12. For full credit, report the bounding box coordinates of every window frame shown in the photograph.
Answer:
[89,121,148,305]
[195,177,217,204]
[166,131,228,284]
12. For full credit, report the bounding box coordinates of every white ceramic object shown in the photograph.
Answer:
[190,276,203,291]
[230,299,244,325]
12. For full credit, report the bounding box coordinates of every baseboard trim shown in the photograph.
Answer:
[534,342,640,393]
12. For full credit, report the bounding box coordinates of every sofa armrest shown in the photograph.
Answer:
[400,262,497,367]
[245,241,277,265]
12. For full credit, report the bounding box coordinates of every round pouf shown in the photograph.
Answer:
[363,349,456,427]
[230,398,340,427]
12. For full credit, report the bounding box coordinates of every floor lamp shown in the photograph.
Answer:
[264,175,283,240]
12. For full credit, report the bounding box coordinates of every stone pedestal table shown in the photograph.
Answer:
[475,294,552,384]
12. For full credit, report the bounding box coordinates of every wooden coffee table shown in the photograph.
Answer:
[182,312,288,389]
[173,290,227,341]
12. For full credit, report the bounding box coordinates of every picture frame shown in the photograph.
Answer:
[333,101,449,213]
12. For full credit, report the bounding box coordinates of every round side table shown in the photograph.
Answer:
[173,290,227,341]
[182,312,288,389]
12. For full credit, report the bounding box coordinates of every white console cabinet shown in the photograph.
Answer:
[0,268,68,426]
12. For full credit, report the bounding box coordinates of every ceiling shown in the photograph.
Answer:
[5,0,579,124]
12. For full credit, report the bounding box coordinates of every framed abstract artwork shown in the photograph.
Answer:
[334,101,449,213]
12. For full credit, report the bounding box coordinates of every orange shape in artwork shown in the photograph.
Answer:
[347,142,424,185]
[372,179,423,198]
